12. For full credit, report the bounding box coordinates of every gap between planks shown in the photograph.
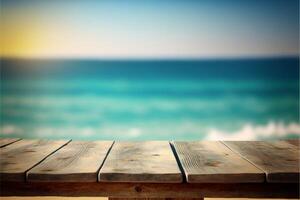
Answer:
[24,140,72,182]
[97,141,116,182]
[99,141,183,183]
[0,139,72,182]
[172,141,265,183]
[169,141,187,183]
[222,141,299,183]
[0,138,22,148]
[220,141,268,176]
[27,140,114,182]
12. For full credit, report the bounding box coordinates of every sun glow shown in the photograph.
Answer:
[1,0,298,58]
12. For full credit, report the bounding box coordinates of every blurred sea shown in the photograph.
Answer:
[0,58,299,140]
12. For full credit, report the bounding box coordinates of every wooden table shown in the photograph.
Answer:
[0,139,299,199]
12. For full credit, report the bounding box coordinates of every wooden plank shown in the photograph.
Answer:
[99,141,182,183]
[0,139,70,182]
[109,198,203,200]
[223,141,300,183]
[173,141,265,183]
[1,182,299,198]
[27,141,113,182]
[0,138,21,148]
[284,139,299,147]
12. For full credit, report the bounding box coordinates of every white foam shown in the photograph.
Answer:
[1,121,299,140]
[205,121,300,140]
[128,128,142,137]
[1,125,21,135]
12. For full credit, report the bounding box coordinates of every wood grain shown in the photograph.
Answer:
[27,141,113,182]
[224,141,300,183]
[1,182,299,198]
[0,139,70,181]
[0,138,21,148]
[99,141,182,183]
[173,141,265,183]
[284,139,299,148]
[109,198,203,200]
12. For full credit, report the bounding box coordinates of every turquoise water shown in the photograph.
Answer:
[1,58,299,140]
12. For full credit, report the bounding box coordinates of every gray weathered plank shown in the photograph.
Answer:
[224,141,300,183]
[0,138,21,148]
[99,141,182,183]
[27,141,113,182]
[173,141,265,183]
[0,139,70,181]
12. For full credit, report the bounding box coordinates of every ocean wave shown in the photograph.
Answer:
[205,122,300,140]
[1,125,22,136]
[2,95,298,114]
[1,121,299,140]
[1,79,298,98]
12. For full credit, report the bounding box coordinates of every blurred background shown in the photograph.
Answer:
[0,0,299,141]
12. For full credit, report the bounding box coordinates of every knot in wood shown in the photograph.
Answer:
[134,186,142,192]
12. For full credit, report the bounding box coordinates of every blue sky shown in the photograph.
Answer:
[1,0,299,58]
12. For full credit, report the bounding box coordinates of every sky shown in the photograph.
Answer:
[0,0,299,59]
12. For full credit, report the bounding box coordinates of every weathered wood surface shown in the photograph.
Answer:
[173,141,265,183]
[0,138,21,148]
[223,141,300,183]
[1,182,299,198]
[99,141,182,183]
[27,141,113,182]
[0,139,70,181]
[0,139,299,198]
[109,198,203,200]
[108,198,203,200]
[284,139,300,147]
